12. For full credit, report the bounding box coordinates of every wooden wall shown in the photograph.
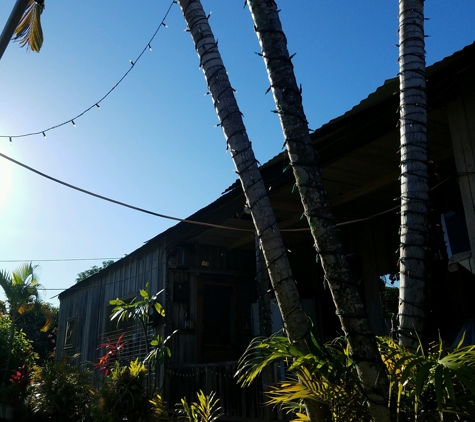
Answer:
[56,238,168,368]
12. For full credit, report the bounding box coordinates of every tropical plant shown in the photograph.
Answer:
[379,335,475,421]
[396,0,430,352]
[94,333,128,376]
[245,1,390,420]
[237,331,475,421]
[0,315,37,382]
[94,359,154,422]
[16,301,58,362]
[109,286,173,367]
[176,2,323,419]
[27,356,95,421]
[0,263,42,382]
[176,390,224,422]
[237,334,369,421]
[102,286,174,400]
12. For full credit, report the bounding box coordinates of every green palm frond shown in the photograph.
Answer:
[378,336,475,419]
[13,0,45,52]
[0,263,41,320]
[237,334,368,421]
[236,335,303,386]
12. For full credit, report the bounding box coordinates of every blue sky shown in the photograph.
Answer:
[0,1,474,306]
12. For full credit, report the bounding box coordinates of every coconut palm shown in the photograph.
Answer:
[176,1,328,420]
[246,1,390,420]
[0,262,42,381]
[396,0,430,352]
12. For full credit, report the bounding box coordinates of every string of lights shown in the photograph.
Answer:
[0,0,177,142]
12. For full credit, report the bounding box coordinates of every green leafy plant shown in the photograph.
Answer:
[109,286,171,365]
[176,390,224,422]
[27,356,95,421]
[236,334,369,421]
[0,315,37,383]
[94,359,155,422]
[107,286,175,396]
[379,335,475,420]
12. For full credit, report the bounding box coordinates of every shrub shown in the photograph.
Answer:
[94,359,155,422]
[27,357,95,421]
[0,315,37,384]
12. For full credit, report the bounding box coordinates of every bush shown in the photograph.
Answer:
[0,315,37,384]
[93,359,155,422]
[27,357,94,421]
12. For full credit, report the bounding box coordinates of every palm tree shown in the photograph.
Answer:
[177,1,329,420]
[246,1,390,420]
[396,0,429,351]
[0,262,42,381]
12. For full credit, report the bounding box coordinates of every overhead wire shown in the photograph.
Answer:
[1,150,452,238]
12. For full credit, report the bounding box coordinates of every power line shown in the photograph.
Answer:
[0,151,253,232]
[0,0,177,141]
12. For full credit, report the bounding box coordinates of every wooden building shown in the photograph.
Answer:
[56,42,475,420]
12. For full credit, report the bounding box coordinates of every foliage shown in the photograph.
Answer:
[236,333,370,422]
[12,0,45,52]
[0,315,37,382]
[109,286,172,366]
[381,285,399,319]
[176,390,224,422]
[94,359,155,422]
[16,301,58,362]
[0,263,42,321]
[76,260,115,282]
[379,335,475,421]
[237,331,475,421]
[94,333,127,376]
[0,263,44,382]
[27,356,95,421]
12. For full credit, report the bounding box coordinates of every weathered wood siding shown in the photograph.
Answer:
[56,237,168,367]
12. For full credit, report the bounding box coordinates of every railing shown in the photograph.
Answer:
[167,362,267,421]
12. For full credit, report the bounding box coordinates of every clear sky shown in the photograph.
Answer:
[0,1,474,306]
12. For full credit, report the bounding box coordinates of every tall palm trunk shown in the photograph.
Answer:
[246,2,390,421]
[397,0,429,352]
[177,1,329,420]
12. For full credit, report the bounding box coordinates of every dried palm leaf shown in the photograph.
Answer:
[13,0,45,52]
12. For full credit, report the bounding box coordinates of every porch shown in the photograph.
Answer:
[166,361,286,421]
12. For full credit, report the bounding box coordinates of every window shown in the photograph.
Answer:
[64,317,77,349]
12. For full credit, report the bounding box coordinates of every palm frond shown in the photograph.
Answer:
[13,0,45,52]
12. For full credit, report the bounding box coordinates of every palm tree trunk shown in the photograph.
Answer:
[0,0,30,60]
[177,1,330,420]
[246,1,390,421]
[397,0,429,352]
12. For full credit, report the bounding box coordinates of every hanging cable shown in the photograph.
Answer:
[0,0,177,141]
